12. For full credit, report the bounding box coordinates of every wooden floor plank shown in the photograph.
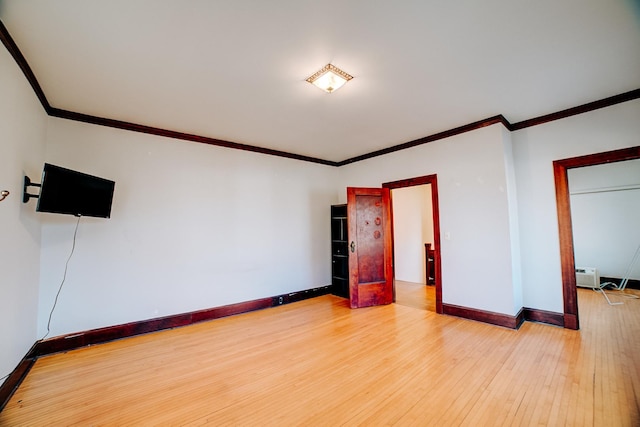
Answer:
[1,288,639,425]
[395,280,435,312]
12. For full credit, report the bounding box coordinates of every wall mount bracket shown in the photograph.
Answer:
[23,176,41,203]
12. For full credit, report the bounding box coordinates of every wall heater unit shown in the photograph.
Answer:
[575,267,600,289]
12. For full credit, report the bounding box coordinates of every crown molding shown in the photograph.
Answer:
[337,115,512,166]
[0,19,52,114]
[2,19,639,167]
[511,88,640,130]
[48,108,338,166]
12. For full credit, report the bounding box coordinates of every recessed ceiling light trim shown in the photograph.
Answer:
[306,64,353,93]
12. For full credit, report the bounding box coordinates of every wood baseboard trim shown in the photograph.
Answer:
[523,308,565,327]
[0,286,330,412]
[33,285,331,358]
[442,303,524,329]
[443,303,567,330]
[0,345,37,412]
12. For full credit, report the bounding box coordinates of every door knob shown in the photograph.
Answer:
[350,241,356,253]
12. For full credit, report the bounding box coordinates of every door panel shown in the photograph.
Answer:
[347,187,393,308]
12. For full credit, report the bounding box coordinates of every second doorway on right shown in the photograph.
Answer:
[392,184,436,312]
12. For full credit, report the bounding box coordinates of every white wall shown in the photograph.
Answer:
[392,185,432,284]
[421,185,434,247]
[501,128,523,312]
[0,46,47,384]
[338,124,521,316]
[569,159,640,280]
[512,99,640,312]
[31,98,640,338]
[37,118,337,337]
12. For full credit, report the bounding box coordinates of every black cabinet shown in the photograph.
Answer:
[425,243,436,286]
[331,204,349,298]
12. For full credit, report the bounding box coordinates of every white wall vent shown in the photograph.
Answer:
[575,267,600,289]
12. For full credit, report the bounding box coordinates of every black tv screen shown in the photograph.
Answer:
[36,163,115,218]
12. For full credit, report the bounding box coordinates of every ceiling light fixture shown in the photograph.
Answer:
[306,64,353,93]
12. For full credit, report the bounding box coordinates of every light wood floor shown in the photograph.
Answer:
[395,280,435,312]
[2,288,639,426]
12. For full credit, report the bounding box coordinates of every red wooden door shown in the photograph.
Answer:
[347,187,394,308]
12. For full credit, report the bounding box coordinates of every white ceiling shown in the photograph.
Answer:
[1,0,639,162]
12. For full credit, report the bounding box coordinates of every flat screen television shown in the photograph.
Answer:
[36,163,115,218]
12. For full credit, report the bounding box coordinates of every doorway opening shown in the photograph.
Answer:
[553,146,640,329]
[383,175,442,314]
[391,184,435,311]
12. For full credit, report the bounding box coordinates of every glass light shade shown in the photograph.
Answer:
[306,64,353,93]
